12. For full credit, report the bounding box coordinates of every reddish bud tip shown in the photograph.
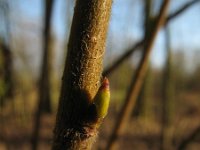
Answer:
[100,77,109,90]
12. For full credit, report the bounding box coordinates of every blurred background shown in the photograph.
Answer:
[0,0,200,150]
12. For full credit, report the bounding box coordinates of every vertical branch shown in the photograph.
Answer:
[0,42,13,103]
[52,0,112,149]
[144,0,153,37]
[160,25,175,150]
[40,0,55,114]
[140,65,153,120]
[132,0,153,118]
[106,1,170,149]
[0,0,13,105]
[31,0,55,150]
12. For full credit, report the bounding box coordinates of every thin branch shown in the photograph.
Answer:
[105,0,170,149]
[103,41,143,76]
[103,0,200,76]
[166,0,200,23]
[178,126,200,150]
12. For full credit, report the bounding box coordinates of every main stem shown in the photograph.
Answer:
[52,0,112,149]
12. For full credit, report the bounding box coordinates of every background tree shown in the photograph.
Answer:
[132,0,153,119]
[0,0,13,106]
[160,26,175,150]
[31,0,55,149]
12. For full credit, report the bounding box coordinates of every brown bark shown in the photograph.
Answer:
[103,0,199,77]
[52,0,112,149]
[31,0,54,150]
[106,1,170,149]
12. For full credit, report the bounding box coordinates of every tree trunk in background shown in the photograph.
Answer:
[52,0,112,149]
[40,0,55,114]
[138,0,153,121]
[132,0,153,119]
[31,0,54,150]
[106,1,170,149]
[140,66,153,120]
[144,0,153,38]
[132,66,153,119]
[0,0,13,106]
[0,41,13,106]
[160,26,175,150]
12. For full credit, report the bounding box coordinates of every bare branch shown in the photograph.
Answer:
[178,126,200,150]
[166,0,200,23]
[103,0,200,76]
[106,0,170,149]
[103,41,143,76]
